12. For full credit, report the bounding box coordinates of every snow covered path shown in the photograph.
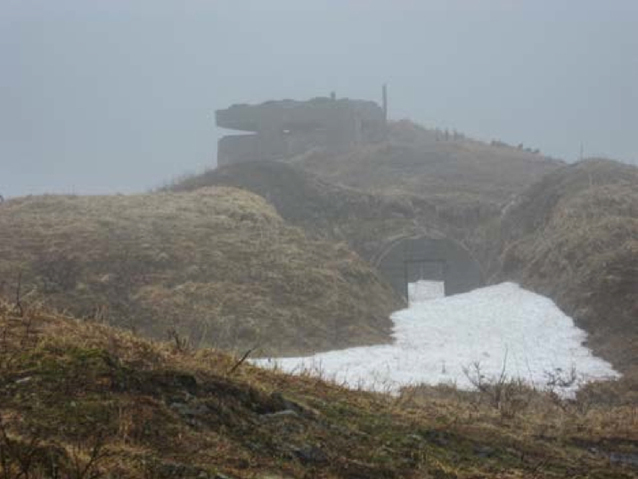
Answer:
[254,282,620,396]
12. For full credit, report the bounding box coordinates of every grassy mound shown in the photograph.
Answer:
[0,188,399,356]
[289,120,563,227]
[167,160,414,231]
[167,120,562,273]
[165,160,444,261]
[1,301,636,478]
[497,159,638,378]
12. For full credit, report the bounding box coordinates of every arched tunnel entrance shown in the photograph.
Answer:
[374,235,484,302]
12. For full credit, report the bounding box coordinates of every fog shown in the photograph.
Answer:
[2,0,637,198]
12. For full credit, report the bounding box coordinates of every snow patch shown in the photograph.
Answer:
[408,279,445,304]
[254,283,620,396]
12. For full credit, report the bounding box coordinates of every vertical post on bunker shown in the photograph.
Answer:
[382,83,388,125]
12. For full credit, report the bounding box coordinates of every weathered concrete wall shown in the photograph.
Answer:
[218,135,260,166]
[216,97,386,166]
[376,236,484,300]
[218,133,290,166]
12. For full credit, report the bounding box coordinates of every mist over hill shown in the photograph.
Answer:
[169,122,638,376]
[2,2,638,474]
[3,115,638,477]
[2,1,637,198]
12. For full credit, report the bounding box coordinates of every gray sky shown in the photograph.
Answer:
[2,0,637,198]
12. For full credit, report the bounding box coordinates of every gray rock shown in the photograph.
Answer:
[260,409,299,420]
[291,445,327,464]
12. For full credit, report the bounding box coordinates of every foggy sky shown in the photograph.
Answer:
[2,0,637,198]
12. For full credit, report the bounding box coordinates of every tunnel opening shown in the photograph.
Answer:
[405,259,446,304]
[375,236,484,303]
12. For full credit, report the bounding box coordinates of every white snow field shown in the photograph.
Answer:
[254,282,620,396]
[408,279,445,303]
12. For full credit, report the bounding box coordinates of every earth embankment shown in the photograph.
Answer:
[497,159,638,381]
[0,187,400,356]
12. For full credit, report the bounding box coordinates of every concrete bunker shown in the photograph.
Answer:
[216,96,387,166]
[375,236,484,302]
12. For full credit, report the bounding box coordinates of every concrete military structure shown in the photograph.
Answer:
[214,92,485,301]
[374,235,484,301]
[216,96,387,166]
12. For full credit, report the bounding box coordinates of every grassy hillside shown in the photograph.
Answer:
[165,160,445,261]
[1,301,637,478]
[166,122,564,291]
[0,188,400,356]
[166,120,563,268]
[167,160,415,232]
[496,159,638,381]
[289,120,563,227]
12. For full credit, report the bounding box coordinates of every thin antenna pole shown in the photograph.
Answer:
[382,83,388,124]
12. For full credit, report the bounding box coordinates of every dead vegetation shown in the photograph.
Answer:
[496,159,638,391]
[2,117,637,477]
[0,187,400,356]
[166,121,563,266]
[1,300,637,478]
[287,120,562,229]
[163,143,638,405]
[164,160,445,261]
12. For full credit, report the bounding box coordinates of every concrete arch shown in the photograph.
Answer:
[374,234,484,301]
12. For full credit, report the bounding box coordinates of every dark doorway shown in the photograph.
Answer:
[376,236,484,302]
[405,260,446,282]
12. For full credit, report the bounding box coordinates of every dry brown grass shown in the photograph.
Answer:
[496,159,638,385]
[0,187,400,356]
[288,120,562,227]
[164,160,449,262]
[164,120,562,273]
[2,300,637,478]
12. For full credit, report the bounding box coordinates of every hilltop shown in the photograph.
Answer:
[1,300,637,478]
[0,188,400,356]
[288,120,563,227]
[170,120,564,265]
[166,121,562,262]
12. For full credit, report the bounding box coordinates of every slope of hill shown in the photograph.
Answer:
[1,301,637,478]
[289,120,563,226]
[0,188,399,356]
[166,121,564,292]
[497,159,638,380]
[167,160,413,229]
[165,161,443,260]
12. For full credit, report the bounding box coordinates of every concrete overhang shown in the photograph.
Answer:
[216,98,384,133]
